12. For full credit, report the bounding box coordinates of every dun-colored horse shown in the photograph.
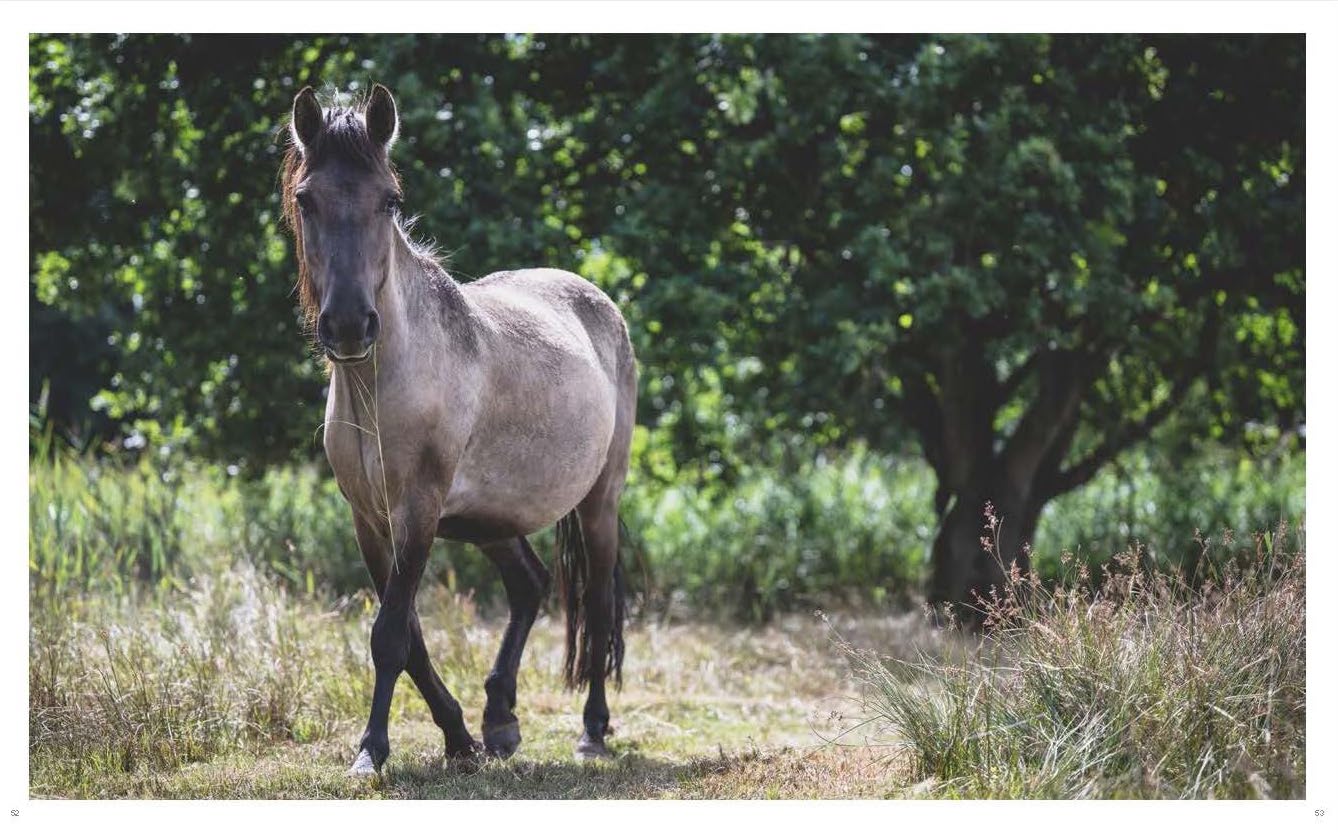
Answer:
[280,84,636,774]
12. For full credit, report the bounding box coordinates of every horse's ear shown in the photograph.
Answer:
[365,83,399,150]
[291,86,323,152]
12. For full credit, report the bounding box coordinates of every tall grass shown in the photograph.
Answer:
[624,451,936,619]
[30,439,1305,620]
[30,432,1306,797]
[844,515,1306,798]
[30,564,489,795]
[30,436,192,597]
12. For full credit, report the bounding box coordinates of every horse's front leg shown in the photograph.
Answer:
[349,515,478,775]
[349,507,471,776]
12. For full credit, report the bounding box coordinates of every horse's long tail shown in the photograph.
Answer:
[555,511,626,690]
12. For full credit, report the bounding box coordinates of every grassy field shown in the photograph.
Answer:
[29,449,1305,800]
[30,566,938,799]
[30,534,1305,799]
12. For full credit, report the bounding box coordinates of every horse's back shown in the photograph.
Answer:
[464,268,634,388]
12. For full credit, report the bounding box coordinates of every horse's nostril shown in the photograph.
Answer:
[317,313,335,345]
[317,302,376,356]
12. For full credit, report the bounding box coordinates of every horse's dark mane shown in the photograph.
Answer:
[280,95,451,330]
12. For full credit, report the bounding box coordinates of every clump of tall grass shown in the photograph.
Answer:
[845,513,1306,799]
[31,564,355,789]
[29,561,499,796]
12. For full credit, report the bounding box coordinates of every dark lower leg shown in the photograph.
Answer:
[580,593,612,743]
[356,522,434,770]
[359,601,410,767]
[482,615,534,725]
[574,504,622,758]
[481,537,549,755]
[405,612,476,755]
[357,522,475,757]
[578,569,614,754]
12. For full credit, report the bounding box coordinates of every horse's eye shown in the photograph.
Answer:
[295,191,315,216]
[384,195,403,215]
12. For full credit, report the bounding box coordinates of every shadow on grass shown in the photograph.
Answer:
[384,750,713,799]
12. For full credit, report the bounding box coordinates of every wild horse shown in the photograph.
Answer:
[280,84,636,774]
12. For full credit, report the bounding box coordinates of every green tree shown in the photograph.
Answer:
[30,35,1303,609]
[30,34,562,465]
[589,34,1304,607]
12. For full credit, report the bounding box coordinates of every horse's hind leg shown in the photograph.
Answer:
[573,499,623,760]
[479,536,551,758]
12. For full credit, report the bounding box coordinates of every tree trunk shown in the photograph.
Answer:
[915,345,1090,622]
[928,479,1040,621]
[922,345,1098,621]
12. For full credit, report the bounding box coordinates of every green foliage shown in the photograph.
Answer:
[30,440,1305,621]
[30,35,1303,468]
[233,466,364,593]
[29,34,1305,601]
[1035,443,1305,577]
[624,449,935,619]
[30,432,192,597]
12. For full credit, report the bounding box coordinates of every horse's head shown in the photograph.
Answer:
[285,84,402,364]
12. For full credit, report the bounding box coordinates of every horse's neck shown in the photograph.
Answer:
[382,238,475,366]
[330,238,475,412]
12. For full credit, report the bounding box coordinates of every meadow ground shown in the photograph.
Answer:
[29,520,1304,800]
[30,571,941,799]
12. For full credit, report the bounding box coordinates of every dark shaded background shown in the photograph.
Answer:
[29,34,1304,604]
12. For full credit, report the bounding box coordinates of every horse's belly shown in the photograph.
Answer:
[442,406,613,536]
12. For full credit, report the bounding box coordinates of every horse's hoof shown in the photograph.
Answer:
[443,738,485,772]
[574,732,614,762]
[446,736,485,759]
[347,748,381,777]
[483,720,522,759]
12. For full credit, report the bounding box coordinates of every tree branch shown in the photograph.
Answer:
[1041,310,1222,500]
[999,348,1102,498]
[998,349,1044,403]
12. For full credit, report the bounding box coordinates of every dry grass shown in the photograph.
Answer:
[843,516,1307,799]
[30,565,932,799]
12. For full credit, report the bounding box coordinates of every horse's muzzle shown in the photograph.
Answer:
[318,306,380,364]
[325,344,374,365]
